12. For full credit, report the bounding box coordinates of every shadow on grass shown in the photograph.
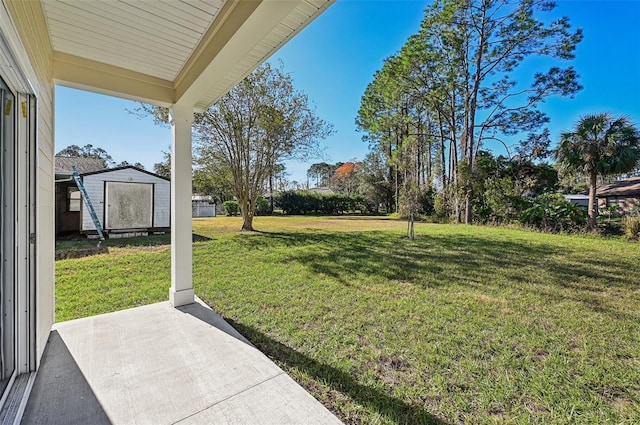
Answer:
[55,233,211,260]
[231,229,639,321]
[227,318,447,425]
[192,233,213,242]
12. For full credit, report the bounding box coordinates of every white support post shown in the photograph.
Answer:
[169,104,195,307]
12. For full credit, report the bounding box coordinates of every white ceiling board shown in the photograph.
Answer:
[42,0,224,81]
[188,0,223,15]
[38,0,335,109]
[76,0,203,45]
[44,2,196,51]
[46,18,189,64]
[128,1,214,31]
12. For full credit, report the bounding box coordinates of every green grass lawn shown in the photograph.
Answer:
[56,216,640,424]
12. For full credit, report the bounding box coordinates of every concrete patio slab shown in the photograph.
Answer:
[22,300,342,425]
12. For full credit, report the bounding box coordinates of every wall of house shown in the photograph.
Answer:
[598,196,640,215]
[81,169,170,232]
[5,0,55,366]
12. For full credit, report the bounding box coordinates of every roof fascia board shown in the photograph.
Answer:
[52,52,175,107]
[175,0,300,109]
[173,0,258,94]
[81,166,170,181]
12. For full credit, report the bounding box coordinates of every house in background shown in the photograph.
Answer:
[597,177,640,215]
[563,194,589,209]
[0,0,335,422]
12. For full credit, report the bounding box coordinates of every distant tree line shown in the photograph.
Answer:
[355,0,584,233]
[56,144,145,170]
[307,111,640,231]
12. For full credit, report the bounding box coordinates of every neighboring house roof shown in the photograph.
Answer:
[307,187,335,195]
[564,194,589,200]
[81,166,170,181]
[597,177,640,197]
[192,195,214,202]
[55,156,105,174]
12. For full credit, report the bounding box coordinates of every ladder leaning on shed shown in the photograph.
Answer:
[71,166,105,241]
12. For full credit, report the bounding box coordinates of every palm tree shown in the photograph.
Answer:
[555,113,640,229]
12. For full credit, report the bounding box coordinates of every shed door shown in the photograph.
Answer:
[105,182,153,229]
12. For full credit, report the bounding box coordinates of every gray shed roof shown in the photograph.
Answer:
[55,156,105,174]
[81,166,170,181]
[307,187,335,195]
[597,177,640,197]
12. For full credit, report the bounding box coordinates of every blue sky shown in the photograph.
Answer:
[56,0,640,183]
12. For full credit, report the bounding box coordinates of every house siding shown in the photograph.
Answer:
[81,168,170,232]
[598,196,640,215]
[5,0,55,366]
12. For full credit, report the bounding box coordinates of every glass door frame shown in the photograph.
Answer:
[0,76,17,398]
[0,74,35,407]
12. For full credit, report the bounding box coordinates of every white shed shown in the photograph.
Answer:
[80,167,170,236]
[192,195,216,218]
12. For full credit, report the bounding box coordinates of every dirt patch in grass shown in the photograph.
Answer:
[55,245,109,260]
[107,246,170,256]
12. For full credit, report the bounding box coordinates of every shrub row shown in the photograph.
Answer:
[223,198,271,216]
[275,191,371,215]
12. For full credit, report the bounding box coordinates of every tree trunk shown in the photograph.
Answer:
[269,172,274,213]
[240,198,254,231]
[463,4,487,226]
[426,140,432,187]
[395,168,399,214]
[437,110,447,191]
[241,215,254,231]
[408,212,415,240]
[588,172,598,229]
[387,138,394,213]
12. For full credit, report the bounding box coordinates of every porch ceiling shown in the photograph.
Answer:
[39,0,333,110]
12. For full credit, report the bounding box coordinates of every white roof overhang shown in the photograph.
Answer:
[38,0,333,111]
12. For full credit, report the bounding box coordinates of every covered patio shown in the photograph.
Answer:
[22,300,341,424]
[0,0,337,422]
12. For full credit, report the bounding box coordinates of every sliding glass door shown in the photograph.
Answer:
[0,78,16,395]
